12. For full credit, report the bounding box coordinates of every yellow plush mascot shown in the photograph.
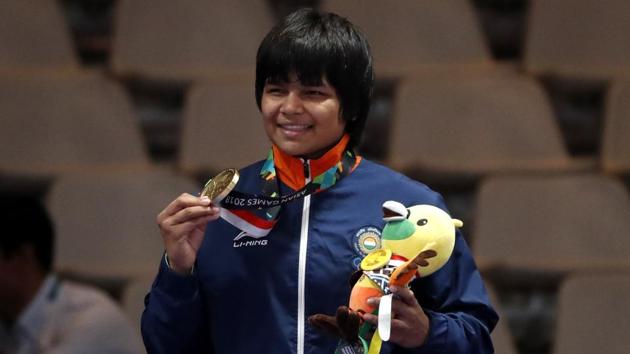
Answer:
[309,200,462,354]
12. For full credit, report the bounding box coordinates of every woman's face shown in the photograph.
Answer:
[261,74,346,159]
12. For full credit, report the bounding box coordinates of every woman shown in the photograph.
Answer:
[142,8,497,354]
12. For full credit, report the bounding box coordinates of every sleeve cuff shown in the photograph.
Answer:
[154,254,199,299]
[164,253,195,275]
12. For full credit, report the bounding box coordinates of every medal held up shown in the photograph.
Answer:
[199,148,357,238]
[200,168,240,204]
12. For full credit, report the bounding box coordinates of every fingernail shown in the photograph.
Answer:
[367,297,376,305]
[200,196,211,204]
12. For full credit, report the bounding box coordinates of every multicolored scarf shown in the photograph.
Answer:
[220,141,358,237]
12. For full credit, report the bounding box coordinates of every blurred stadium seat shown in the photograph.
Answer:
[0,73,149,177]
[473,173,630,278]
[486,283,519,354]
[111,0,274,83]
[524,0,630,80]
[552,273,630,354]
[387,73,578,182]
[602,80,630,175]
[47,168,198,279]
[321,0,493,79]
[0,0,79,74]
[121,275,154,334]
[178,81,270,175]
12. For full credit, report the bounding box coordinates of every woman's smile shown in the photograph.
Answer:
[261,75,346,159]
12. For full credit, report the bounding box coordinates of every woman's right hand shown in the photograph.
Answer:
[156,193,221,274]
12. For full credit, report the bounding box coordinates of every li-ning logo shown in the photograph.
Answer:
[233,231,268,248]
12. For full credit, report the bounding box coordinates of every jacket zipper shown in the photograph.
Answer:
[297,159,311,354]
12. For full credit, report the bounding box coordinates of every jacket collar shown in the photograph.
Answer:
[271,134,355,191]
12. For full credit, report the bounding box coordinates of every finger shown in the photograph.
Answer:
[159,193,211,220]
[164,205,220,227]
[367,296,380,308]
[187,215,216,247]
[388,318,412,343]
[390,286,419,308]
[361,312,377,325]
[363,297,381,325]
[189,213,221,235]
[164,219,205,240]
[163,213,218,240]
[387,312,430,348]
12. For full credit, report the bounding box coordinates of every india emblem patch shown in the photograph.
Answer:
[353,226,382,256]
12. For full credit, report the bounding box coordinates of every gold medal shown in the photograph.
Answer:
[201,168,240,204]
[360,248,392,271]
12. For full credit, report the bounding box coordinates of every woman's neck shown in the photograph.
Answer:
[272,134,353,190]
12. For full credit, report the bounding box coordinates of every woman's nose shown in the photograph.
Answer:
[280,91,304,115]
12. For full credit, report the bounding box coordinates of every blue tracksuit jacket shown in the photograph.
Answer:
[141,146,498,354]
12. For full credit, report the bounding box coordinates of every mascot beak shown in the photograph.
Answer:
[382,201,408,222]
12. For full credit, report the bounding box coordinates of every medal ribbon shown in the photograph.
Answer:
[220,147,357,237]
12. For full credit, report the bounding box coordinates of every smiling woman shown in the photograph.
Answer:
[254,9,374,153]
[261,75,345,158]
[143,7,497,354]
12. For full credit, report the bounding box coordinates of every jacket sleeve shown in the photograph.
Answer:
[141,257,213,354]
[391,229,498,354]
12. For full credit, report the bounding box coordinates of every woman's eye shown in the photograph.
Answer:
[266,88,285,95]
[305,89,325,96]
[417,219,428,226]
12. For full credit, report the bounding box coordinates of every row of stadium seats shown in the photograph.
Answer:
[2,0,625,168]
[3,0,630,82]
[475,172,630,354]
[489,273,630,354]
[2,73,629,181]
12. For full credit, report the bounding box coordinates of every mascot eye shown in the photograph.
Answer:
[417,219,428,226]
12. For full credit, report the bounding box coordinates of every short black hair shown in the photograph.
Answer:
[255,8,374,150]
[0,196,54,272]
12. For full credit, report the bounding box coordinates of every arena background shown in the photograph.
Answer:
[2,1,630,353]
